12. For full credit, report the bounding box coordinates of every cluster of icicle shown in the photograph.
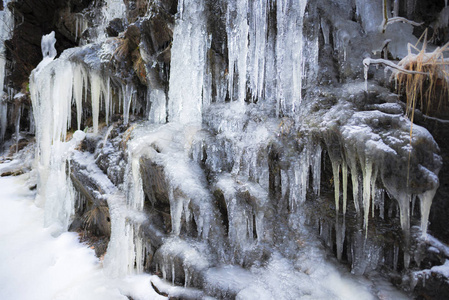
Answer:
[322,110,439,267]
[29,26,142,230]
[26,0,442,282]
[168,0,317,125]
[0,0,14,143]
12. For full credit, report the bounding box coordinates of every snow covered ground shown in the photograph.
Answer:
[0,172,164,300]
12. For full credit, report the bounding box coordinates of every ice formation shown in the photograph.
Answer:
[168,0,208,124]
[11,0,445,298]
[0,0,13,143]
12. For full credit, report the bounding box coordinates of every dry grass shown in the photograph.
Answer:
[134,54,146,80]
[121,124,136,149]
[394,30,449,122]
[387,30,449,184]
[83,204,109,231]
[113,38,130,60]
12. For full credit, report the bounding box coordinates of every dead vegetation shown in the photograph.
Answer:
[395,30,449,122]
[365,30,449,120]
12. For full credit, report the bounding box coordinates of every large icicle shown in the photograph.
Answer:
[419,187,437,238]
[247,0,268,101]
[275,0,308,115]
[331,160,341,213]
[73,64,86,130]
[168,0,208,124]
[122,83,134,126]
[0,1,13,142]
[148,88,167,123]
[362,159,373,235]
[30,33,89,233]
[104,194,140,278]
[226,0,249,103]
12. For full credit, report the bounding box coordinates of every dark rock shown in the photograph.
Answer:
[106,18,125,37]
[414,273,449,300]
[7,0,91,91]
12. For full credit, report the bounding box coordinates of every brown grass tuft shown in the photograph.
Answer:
[395,30,449,121]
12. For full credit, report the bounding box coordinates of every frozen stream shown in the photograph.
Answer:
[0,172,164,300]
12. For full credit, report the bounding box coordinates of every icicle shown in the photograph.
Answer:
[28,106,35,134]
[398,193,411,238]
[370,167,378,218]
[105,77,111,125]
[126,222,136,274]
[299,147,310,205]
[411,194,416,216]
[183,197,191,228]
[312,143,322,196]
[281,169,289,199]
[275,0,307,114]
[168,187,183,236]
[362,160,373,235]
[130,155,145,211]
[247,0,268,101]
[321,18,330,45]
[73,64,86,130]
[90,72,102,133]
[14,104,22,153]
[75,15,79,40]
[148,88,167,123]
[378,189,385,219]
[178,0,184,19]
[123,83,133,126]
[335,215,346,261]
[168,0,208,124]
[184,266,190,287]
[255,210,264,243]
[363,58,370,92]
[135,226,144,273]
[419,187,438,238]
[0,3,14,142]
[246,211,254,242]
[331,161,341,213]
[342,162,348,215]
[75,13,87,42]
[348,156,361,213]
[226,0,249,103]
[162,262,167,280]
[0,100,7,142]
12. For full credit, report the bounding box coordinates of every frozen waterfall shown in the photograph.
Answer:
[1,0,446,298]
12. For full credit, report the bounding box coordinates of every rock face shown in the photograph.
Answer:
[2,0,449,298]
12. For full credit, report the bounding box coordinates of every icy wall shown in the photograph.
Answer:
[2,0,449,298]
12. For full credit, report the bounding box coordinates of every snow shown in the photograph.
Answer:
[0,174,165,300]
[430,260,449,278]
